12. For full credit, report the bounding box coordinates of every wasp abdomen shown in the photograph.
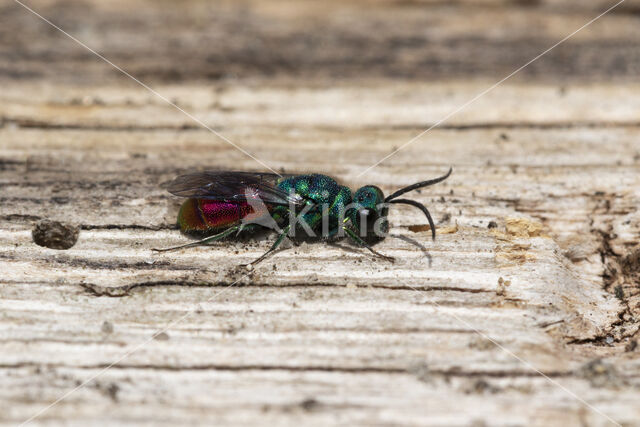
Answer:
[178,199,254,233]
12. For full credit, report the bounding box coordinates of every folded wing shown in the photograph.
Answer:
[163,171,303,207]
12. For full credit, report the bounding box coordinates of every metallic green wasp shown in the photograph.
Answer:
[154,168,452,266]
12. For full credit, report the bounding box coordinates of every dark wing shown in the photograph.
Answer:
[162,171,303,206]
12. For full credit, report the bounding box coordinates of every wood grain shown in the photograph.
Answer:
[1,0,640,426]
[2,0,640,83]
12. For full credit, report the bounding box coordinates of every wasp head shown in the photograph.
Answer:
[349,185,389,242]
[347,168,453,243]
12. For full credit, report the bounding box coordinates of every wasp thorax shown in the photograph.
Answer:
[350,185,389,240]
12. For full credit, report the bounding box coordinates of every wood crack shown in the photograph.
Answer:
[0,362,572,378]
[5,117,640,132]
[77,281,495,298]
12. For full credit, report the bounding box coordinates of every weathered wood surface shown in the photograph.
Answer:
[1,0,640,426]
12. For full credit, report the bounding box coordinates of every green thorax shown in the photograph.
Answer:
[276,174,352,233]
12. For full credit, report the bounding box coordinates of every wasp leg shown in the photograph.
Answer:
[325,226,347,241]
[244,224,292,268]
[152,225,241,253]
[343,227,395,263]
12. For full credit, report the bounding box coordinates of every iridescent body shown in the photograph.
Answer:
[276,174,351,233]
[156,169,452,266]
[178,199,261,233]
[178,174,353,236]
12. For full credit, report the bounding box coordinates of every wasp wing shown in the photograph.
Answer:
[162,171,302,206]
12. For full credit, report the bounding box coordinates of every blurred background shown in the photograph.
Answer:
[3,0,639,85]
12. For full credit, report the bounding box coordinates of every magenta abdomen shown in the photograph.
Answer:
[177,199,255,232]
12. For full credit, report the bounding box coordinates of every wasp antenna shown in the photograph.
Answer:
[385,167,452,202]
[389,198,436,241]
